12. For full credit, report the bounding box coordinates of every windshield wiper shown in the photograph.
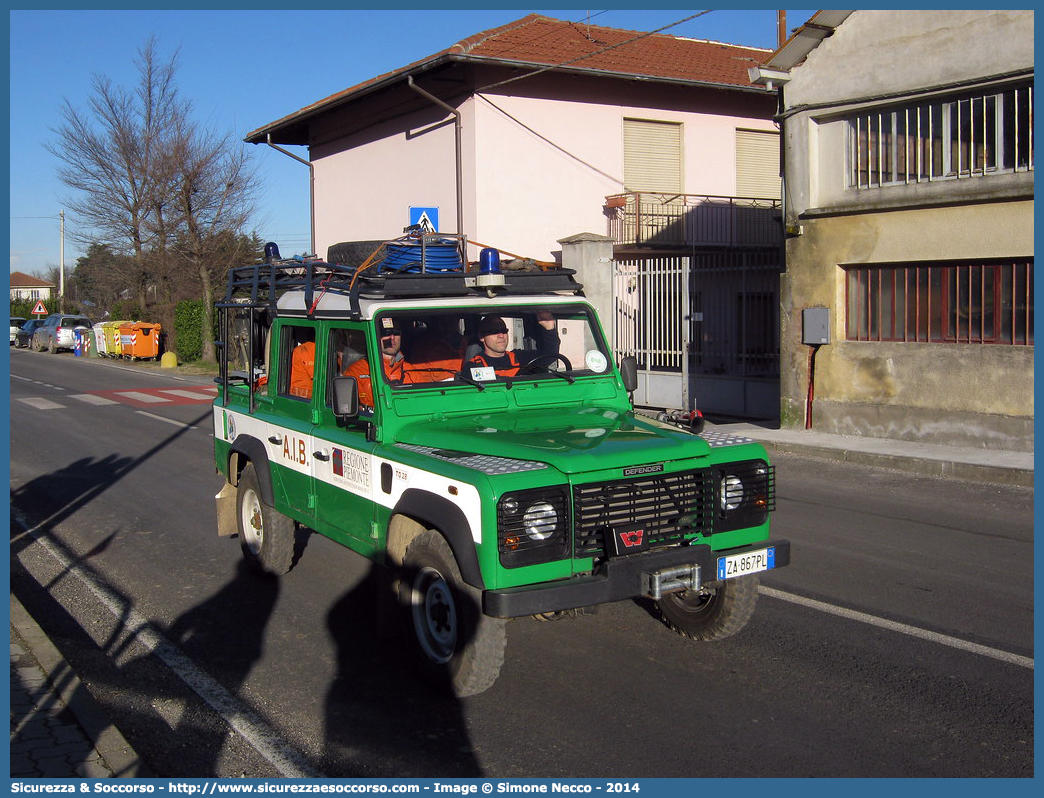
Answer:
[519,363,575,384]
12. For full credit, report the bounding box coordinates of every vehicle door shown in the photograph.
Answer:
[264,320,319,520]
[310,324,379,554]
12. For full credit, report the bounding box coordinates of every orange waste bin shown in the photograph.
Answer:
[119,322,162,360]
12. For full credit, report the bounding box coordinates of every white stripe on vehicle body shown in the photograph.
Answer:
[215,406,491,541]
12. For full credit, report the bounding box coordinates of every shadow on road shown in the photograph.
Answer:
[322,562,484,777]
[10,418,485,776]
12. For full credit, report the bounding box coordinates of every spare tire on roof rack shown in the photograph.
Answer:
[327,240,387,269]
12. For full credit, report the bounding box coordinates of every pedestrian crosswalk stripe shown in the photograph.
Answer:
[71,394,119,406]
[157,389,217,400]
[18,397,64,410]
[113,390,171,404]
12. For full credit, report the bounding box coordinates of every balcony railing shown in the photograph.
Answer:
[605,192,782,249]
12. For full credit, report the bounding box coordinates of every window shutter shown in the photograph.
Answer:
[624,119,682,193]
[736,129,780,198]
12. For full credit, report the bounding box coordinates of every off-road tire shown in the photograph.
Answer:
[327,240,387,269]
[655,575,759,641]
[400,530,506,697]
[236,462,295,575]
[48,336,58,354]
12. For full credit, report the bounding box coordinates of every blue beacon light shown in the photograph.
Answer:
[479,247,502,274]
[476,247,505,289]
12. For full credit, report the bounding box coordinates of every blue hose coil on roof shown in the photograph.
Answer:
[376,241,463,273]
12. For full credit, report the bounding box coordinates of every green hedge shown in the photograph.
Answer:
[173,299,217,362]
[174,299,205,362]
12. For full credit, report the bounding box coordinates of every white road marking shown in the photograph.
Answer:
[11,373,66,390]
[71,393,119,406]
[11,509,324,778]
[114,390,169,403]
[158,388,217,400]
[135,410,197,429]
[17,397,65,410]
[760,585,1033,670]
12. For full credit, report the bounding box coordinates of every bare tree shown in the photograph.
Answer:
[48,36,260,360]
[167,123,260,362]
[47,36,188,314]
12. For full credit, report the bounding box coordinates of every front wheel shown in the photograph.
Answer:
[655,575,759,641]
[236,463,295,575]
[400,530,506,697]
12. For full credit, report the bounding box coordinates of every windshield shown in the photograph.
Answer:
[371,304,613,391]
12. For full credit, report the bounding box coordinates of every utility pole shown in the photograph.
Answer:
[777,10,787,47]
[59,209,66,312]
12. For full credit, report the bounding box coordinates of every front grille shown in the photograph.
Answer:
[573,468,714,558]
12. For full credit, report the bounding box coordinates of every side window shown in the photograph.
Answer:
[329,327,375,413]
[224,308,270,392]
[279,325,317,401]
[330,326,374,415]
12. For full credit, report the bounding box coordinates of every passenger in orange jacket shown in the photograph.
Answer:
[342,319,410,409]
[288,340,316,399]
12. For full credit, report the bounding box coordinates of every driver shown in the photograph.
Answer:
[466,311,559,377]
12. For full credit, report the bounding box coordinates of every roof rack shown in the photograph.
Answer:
[217,235,584,319]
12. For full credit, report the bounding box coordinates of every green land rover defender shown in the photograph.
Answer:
[213,236,788,696]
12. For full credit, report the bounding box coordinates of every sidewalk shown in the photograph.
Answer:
[706,419,1034,488]
[9,595,151,779]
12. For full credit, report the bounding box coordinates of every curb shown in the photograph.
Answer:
[752,437,1034,489]
[9,595,153,778]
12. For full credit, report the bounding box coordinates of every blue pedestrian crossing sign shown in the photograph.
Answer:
[409,207,439,233]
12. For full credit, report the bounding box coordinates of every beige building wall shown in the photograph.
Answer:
[780,201,1034,449]
[778,9,1034,450]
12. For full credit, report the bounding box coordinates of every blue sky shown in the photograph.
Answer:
[8,6,815,278]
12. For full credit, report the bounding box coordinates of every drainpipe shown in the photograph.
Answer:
[407,75,464,237]
[266,135,315,256]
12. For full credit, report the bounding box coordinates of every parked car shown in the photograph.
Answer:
[14,318,46,348]
[32,314,92,353]
[10,317,26,344]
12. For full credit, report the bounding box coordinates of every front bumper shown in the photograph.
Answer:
[483,539,790,618]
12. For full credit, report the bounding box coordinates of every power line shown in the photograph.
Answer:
[475,10,714,93]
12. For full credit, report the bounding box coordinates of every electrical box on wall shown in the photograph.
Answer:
[802,307,830,345]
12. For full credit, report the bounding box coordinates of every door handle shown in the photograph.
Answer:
[268,434,283,445]
[314,450,330,462]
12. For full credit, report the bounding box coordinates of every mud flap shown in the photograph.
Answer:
[215,481,237,537]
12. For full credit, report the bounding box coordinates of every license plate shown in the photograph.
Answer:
[717,547,775,580]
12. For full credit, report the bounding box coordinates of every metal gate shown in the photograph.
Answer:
[613,250,781,418]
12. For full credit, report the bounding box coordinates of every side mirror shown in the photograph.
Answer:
[619,356,638,393]
[333,376,359,418]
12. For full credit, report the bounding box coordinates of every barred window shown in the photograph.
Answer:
[845,260,1033,345]
[848,83,1033,189]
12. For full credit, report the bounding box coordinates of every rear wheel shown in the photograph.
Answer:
[655,575,759,641]
[400,530,506,697]
[236,463,295,575]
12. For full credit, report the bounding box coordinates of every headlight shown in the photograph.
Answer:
[720,475,745,512]
[716,460,775,532]
[523,502,557,540]
[498,489,569,568]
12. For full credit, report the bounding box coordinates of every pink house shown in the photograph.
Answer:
[247,14,786,418]
[247,13,781,263]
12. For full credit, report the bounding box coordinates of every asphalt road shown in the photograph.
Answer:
[8,348,1034,778]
